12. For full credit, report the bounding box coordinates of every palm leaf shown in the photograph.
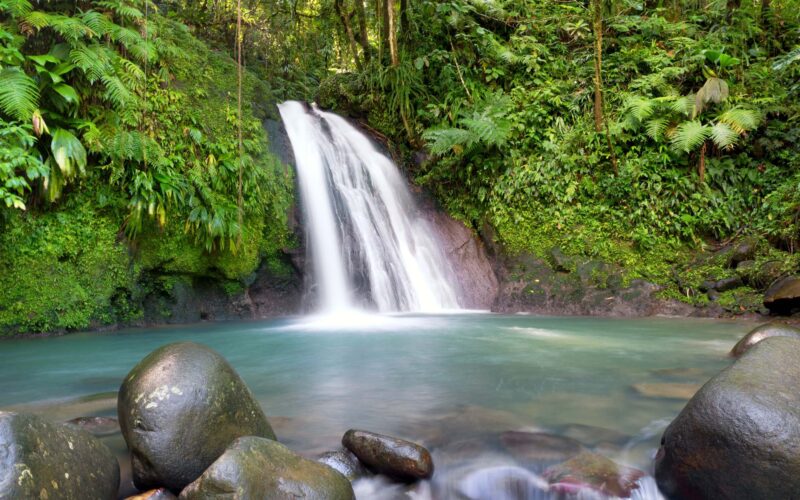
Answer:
[717,107,759,134]
[645,117,668,141]
[710,122,739,150]
[0,67,39,120]
[669,120,711,153]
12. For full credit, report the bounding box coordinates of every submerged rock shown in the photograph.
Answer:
[318,450,370,480]
[126,488,177,500]
[118,342,275,492]
[65,415,120,436]
[0,411,120,499]
[179,437,354,499]
[730,322,800,357]
[499,431,584,463]
[631,382,701,400]
[342,429,433,482]
[655,336,800,499]
[544,451,645,498]
[763,276,800,314]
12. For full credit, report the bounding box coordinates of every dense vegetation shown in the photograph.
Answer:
[2,0,800,334]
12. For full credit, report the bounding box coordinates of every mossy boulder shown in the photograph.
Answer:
[655,336,800,499]
[118,342,275,492]
[763,276,800,315]
[179,437,355,499]
[544,451,645,497]
[318,450,369,481]
[342,429,433,482]
[730,322,800,357]
[0,411,120,499]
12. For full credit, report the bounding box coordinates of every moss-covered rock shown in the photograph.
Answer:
[179,437,355,499]
[0,411,120,499]
[118,342,275,492]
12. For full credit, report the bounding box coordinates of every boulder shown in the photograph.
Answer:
[0,411,119,499]
[342,429,433,482]
[712,276,743,292]
[728,238,757,267]
[118,342,275,492]
[655,336,800,499]
[763,276,800,314]
[65,416,120,437]
[126,488,177,500]
[754,260,785,288]
[544,451,645,498]
[318,450,369,480]
[179,437,354,499]
[730,322,800,357]
[632,383,701,400]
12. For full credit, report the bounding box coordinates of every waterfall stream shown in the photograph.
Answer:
[278,101,460,313]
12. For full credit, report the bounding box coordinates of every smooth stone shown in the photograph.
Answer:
[713,276,743,292]
[65,415,120,436]
[729,238,757,267]
[655,337,800,499]
[0,411,120,499]
[763,275,800,314]
[179,436,354,499]
[499,431,584,463]
[118,342,275,492]
[544,451,645,498]
[632,382,701,400]
[318,450,369,480]
[730,322,800,357]
[342,429,433,482]
[126,488,177,500]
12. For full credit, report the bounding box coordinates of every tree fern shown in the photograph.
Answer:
[95,0,143,22]
[645,117,668,141]
[0,0,32,16]
[423,127,476,155]
[0,67,39,120]
[101,73,133,108]
[710,122,739,150]
[70,44,111,83]
[80,10,115,38]
[717,107,759,134]
[669,120,711,153]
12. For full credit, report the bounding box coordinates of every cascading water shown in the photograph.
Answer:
[278,100,460,313]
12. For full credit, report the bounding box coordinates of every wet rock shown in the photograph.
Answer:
[754,260,785,288]
[126,488,177,500]
[763,275,800,314]
[180,437,354,499]
[456,465,550,500]
[735,260,756,280]
[730,322,800,357]
[118,342,275,492]
[65,415,120,436]
[318,450,369,480]
[342,429,433,482]
[544,451,645,498]
[0,411,119,499]
[729,238,757,267]
[655,336,800,499]
[499,431,584,463]
[559,424,630,447]
[632,383,701,400]
[713,276,743,292]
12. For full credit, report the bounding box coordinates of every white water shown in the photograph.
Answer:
[278,101,460,313]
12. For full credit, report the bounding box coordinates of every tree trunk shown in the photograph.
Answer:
[354,0,370,63]
[399,0,410,34]
[380,0,390,61]
[592,0,603,133]
[334,0,363,70]
[387,0,399,67]
[698,141,707,183]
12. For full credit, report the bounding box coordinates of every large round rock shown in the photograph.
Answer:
[342,429,433,482]
[118,342,275,492]
[0,411,120,499]
[730,322,800,357]
[179,437,355,499]
[763,275,800,314]
[655,336,800,499]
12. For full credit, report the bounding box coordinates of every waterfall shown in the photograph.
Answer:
[278,101,461,313]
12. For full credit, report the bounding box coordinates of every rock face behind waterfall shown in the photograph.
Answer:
[118,342,275,492]
[655,336,800,499]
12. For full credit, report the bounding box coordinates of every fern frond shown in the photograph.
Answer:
[80,10,114,38]
[461,116,511,148]
[110,25,142,48]
[645,117,668,141]
[773,46,800,71]
[710,122,739,150]
[95,0,143,21]
[101,74,132,108]
[0,67,39,120]
[423,127,476,155]
[668,95,695,116]
[0,0,32,17]
[669,120,711,153]
[717,107,759,134]
[624,96,656,122]
[70,43,110,82]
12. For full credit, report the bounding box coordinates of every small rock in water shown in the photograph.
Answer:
[632,382,701,400]
[544,451,645,498]
[559,424,630,447]
[0,411,120,499]
[342,429,434,482]
[125,488,177,500]
[179,436,354,499]
[318,450,370,480]
[730,322,800,357]
[117,342,276,492]
[499,431,584,463]
[65,415,120,436]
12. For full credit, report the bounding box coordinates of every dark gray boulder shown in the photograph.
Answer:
[730,322,800,357]
[342,429,433,482]
[763,276,800,314]
[318,450,369,480]
[65,416,120,437]
[118,342,275,492]
[655,336,800,499]
[0,411,119,499]
[179,437,355,499]
[126,488,177,500]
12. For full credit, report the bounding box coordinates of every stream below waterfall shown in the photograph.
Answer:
[0,314,754,499]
